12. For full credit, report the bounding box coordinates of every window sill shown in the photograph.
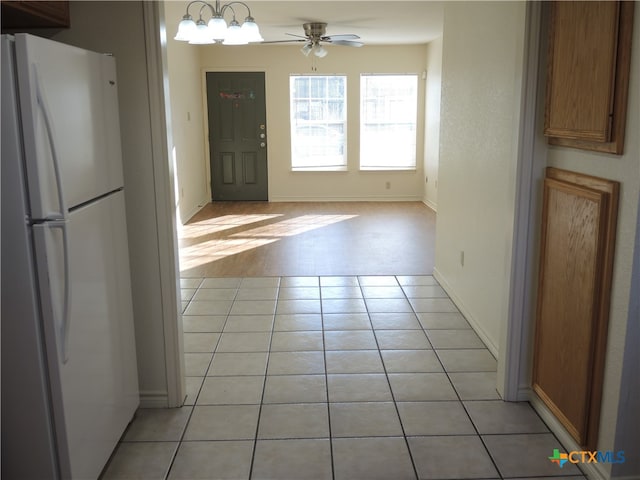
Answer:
[291,167,348,172]
[359,167,417,172]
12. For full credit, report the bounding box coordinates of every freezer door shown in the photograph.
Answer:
[33,190,139,479]
[14,33,124,217]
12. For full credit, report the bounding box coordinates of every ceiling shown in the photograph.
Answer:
[181,1,445,45]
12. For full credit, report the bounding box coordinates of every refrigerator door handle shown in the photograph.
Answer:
[34,219,72,364]
[34,64,67,221]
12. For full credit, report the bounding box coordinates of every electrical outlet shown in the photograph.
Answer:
[460,250,465,267]
[385,181,391,190]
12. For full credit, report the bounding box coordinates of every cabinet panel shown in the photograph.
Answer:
[532,168,619,450]
[544,2,619,142]
[1,1,70,29]
[544,1,634,154]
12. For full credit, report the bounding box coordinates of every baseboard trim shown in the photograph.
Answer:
[528,393,607,480]
[139,390,170,408]
[432,268,499,357]
[181,198,209,224]
[517,384,534,402]
[269,195,423,203]
[423,198,437,212]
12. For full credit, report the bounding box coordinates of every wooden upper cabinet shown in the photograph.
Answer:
[544,1,634,155]
[1,1,70,29]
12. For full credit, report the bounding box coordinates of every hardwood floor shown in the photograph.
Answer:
[178,202,436,277]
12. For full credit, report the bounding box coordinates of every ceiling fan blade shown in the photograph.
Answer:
[285,32,308,40]
[261,39,307,44]
[323,34,361,41]
[328,40,364,47]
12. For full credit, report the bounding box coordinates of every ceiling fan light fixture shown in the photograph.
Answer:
[313,45,328,58]
[301,43,313,56]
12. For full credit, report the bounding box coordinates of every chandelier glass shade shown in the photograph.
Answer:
[174,0,263,45]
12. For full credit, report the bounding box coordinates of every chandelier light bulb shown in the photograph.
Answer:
[209,15,228,41]
[223,19,247,45]
[189,19,215,44]
[174,14,197,41]
[241,16,264,43]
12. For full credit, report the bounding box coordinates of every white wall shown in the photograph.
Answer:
[544,8,640,471]
[612,195,640,479]
[434,1,527,354]
[165,0,209,223]
[196,44,428,202]
[53,1,174,406]
[424,36,442,210]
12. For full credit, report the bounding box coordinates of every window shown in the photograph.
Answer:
[290,75,347,171]
[360,74,418,170]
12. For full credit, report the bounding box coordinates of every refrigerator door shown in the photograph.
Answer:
[14,33,124,217]
[33,190,139,479]
[1,34,62,480]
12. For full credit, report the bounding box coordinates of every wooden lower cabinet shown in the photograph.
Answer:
[532,167,619,451]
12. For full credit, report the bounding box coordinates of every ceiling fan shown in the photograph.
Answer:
[263,22,364,58]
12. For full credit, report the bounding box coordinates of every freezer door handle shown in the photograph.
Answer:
[34,64,66,221]
[34,220,71,364]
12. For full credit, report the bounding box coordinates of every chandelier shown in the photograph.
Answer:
[174,0,263,45]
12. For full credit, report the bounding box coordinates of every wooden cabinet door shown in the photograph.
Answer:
[544,1,619,142]
[544,1,634,154]
[1,1,70,29]
[532,168,619,450]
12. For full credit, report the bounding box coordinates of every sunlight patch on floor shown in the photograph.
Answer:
[179,214,358,270]
[231,214,358,238]
[178,214,284,239]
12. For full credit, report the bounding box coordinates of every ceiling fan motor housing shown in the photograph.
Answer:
[303,22,328,40]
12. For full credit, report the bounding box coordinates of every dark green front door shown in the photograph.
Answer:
[206,72,268,201]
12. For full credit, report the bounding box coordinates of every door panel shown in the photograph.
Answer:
[243,153,258,184]
[206,72,268,201]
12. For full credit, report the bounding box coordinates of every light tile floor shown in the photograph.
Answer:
[102,276,586,480]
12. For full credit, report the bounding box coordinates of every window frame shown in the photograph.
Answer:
[359,73,419,171]
[289,74,348,172]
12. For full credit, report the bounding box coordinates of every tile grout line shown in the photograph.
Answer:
[363,275,421,480]
[318,276,337,480]
[403,275,506,480]
[426,291,506,480]
[164,277,238,480]
[246,276,279,480]
[413,277,507,480]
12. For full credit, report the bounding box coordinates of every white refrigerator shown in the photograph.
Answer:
[1,33,139,479]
